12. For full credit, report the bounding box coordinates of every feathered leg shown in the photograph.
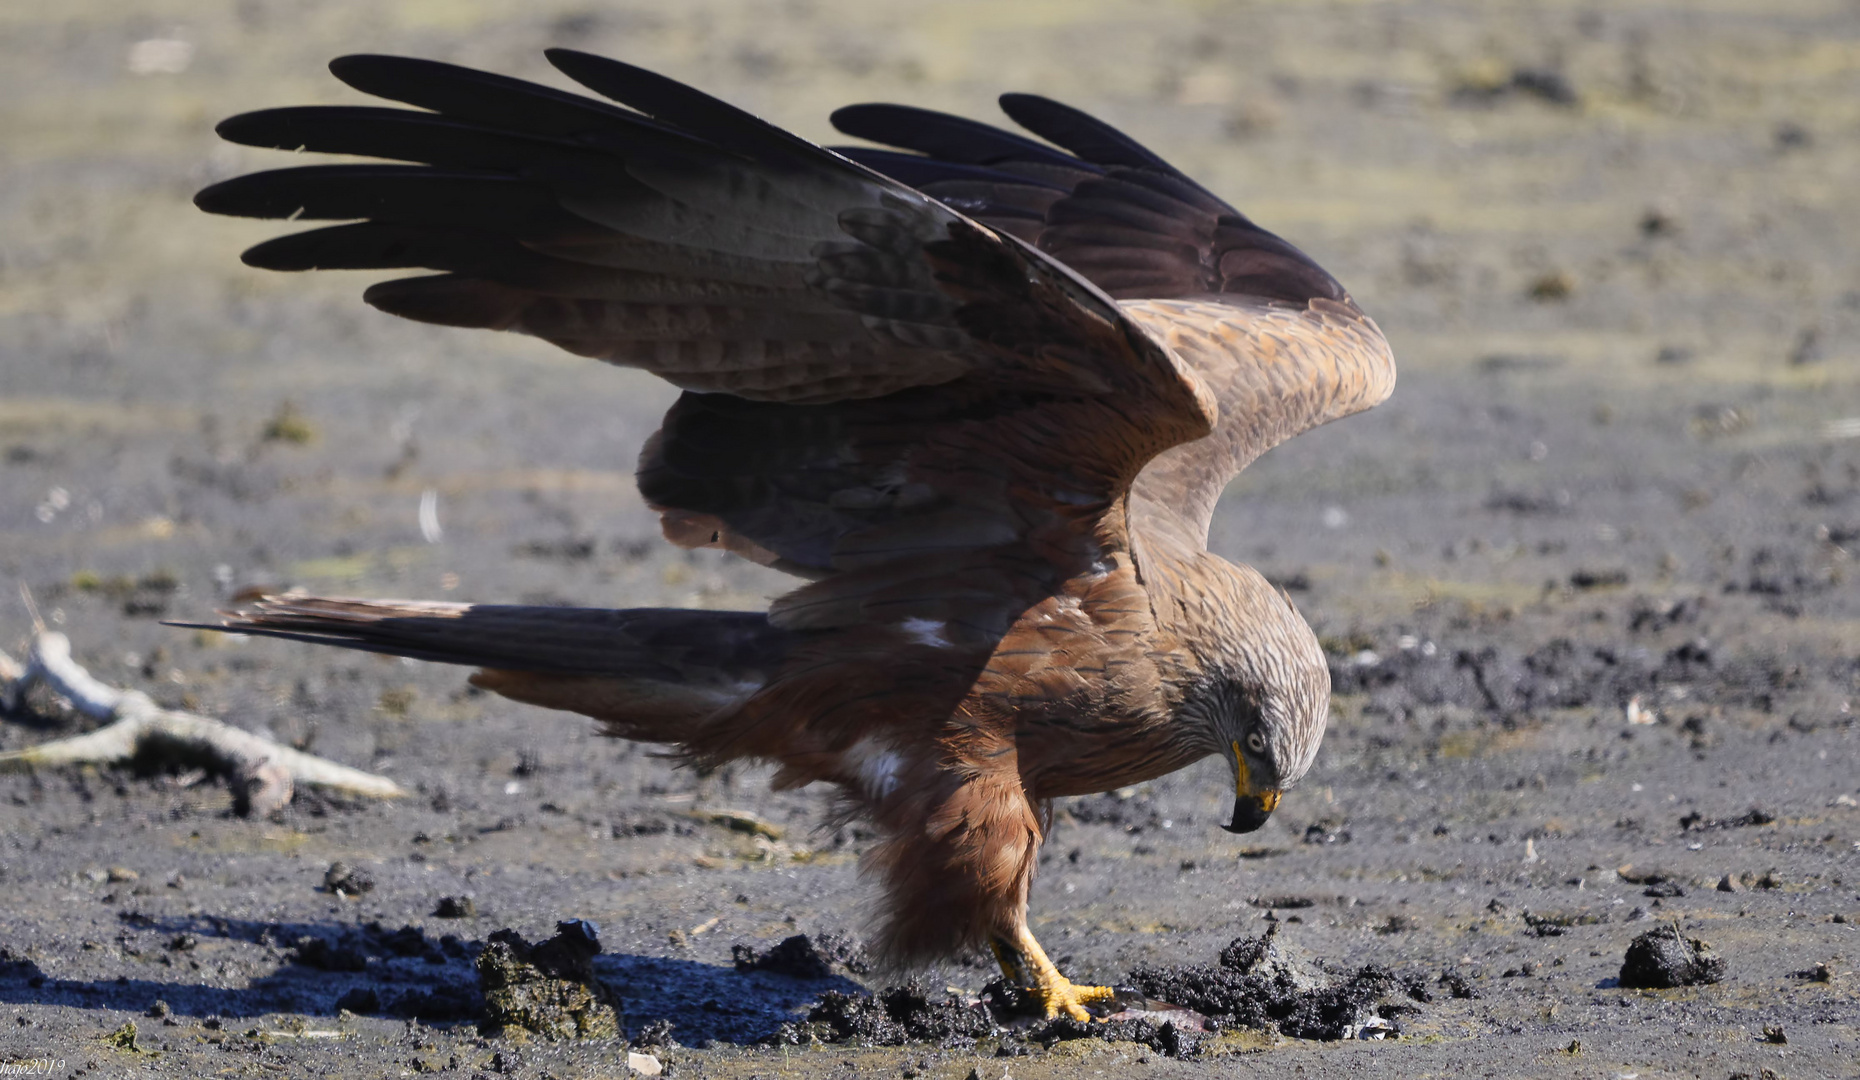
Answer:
[861,725,1114,1020]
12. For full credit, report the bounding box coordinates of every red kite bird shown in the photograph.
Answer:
[191,50,1394,1021]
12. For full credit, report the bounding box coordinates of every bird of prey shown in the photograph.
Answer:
[190,50,1394,1021]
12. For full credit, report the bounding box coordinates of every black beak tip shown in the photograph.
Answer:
[1222,796,1273,835]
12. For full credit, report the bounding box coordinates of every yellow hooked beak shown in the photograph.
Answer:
[1223,740,1281,834]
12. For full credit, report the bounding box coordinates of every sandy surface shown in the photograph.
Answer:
[1,0,1857,1076]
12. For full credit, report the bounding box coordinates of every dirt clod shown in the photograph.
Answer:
[1027,1015,1204,1058]
[434,895,477,919]
[292,935,367,972]
[1438,970,1480,999]
[732,932,869,978]
[1619,925,1727,988]
[1124,926,1425,1040]
[103,1019,148,1052]
[1682,808,1774,832]
[323,862,375,896]
[476,922,622,1040]
[632,1018,678,1049]
[770,981,996,1047]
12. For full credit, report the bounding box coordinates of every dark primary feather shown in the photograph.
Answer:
[831,103,1093,172]
[997,93,1176,170]
[829,94,1346,305]
[329,53,679,138]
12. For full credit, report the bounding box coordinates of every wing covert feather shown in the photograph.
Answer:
[1122,297,1394,545]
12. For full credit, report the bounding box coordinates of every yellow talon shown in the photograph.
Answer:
[992,927,1117,1021]
[1033,979,1117,1022]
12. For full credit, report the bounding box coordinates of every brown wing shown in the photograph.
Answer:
[1119,297,1394,546]
[197,52,1215,590]
[832,96,1395,546]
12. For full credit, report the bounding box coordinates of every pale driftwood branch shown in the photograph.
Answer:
[0,630,405,814]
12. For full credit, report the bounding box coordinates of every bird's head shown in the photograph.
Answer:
[1217,657,1328,833]
[1178,561,1331,836]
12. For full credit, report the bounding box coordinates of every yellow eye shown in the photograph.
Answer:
[1246,732,1266,754]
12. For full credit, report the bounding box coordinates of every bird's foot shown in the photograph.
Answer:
[1028,978,1118,1023]
[991,928,1127,1022]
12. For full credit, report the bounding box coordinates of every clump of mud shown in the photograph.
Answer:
[769,981,997,1048]
[1124,924,1428,1040]
[732,932,870,978]
[476,920,622,1039]
[1619,924,1727,988]
[1022,1013,1206,1059]
[770,926,1424,1053]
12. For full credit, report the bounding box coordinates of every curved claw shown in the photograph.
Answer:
[991,926,1122,1022]
[1031,978,1117,1022]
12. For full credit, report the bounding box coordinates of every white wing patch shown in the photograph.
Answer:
[899,617,951,648]
[843,736,905,801]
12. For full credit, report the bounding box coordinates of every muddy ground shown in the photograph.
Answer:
[2,0,1857,1076]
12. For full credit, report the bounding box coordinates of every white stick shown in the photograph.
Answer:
[0,630,405,814]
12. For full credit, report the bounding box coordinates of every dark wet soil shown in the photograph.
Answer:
[3,0,1859,1077]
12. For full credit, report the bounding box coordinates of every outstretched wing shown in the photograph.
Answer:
[831,97,1395,546]
[197,53,1215,594]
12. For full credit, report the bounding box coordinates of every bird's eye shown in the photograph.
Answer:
[1246,732,1266,754]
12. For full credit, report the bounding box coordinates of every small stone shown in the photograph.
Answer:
[626,1050,663,1076]
[107,867,139,883]
[1761,1025,1786,1044]
[145,999,170,1019]
[1717,874,1742,893]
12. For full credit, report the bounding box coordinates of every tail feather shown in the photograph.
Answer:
[172,596,788,741]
